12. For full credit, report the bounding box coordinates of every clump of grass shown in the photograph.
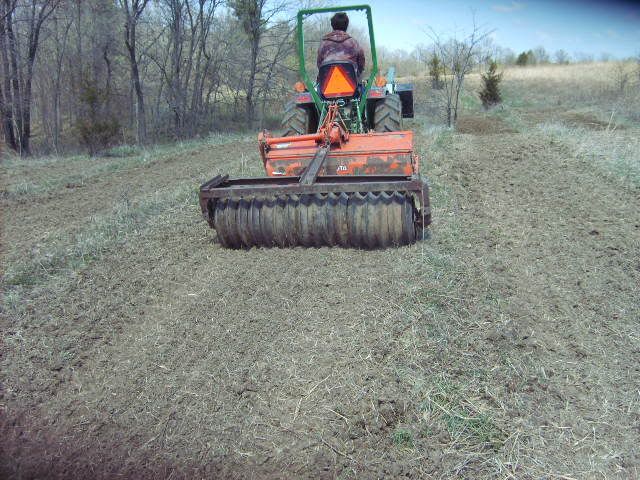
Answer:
[2,181,44,198]
[101,144,141,157]
[421,375,505,449]
[431,127,455,150]
[392,428,414,449]
[2,289,26,315]
[459,89,482,113]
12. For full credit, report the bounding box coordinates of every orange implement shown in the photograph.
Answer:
[263,131,416,177]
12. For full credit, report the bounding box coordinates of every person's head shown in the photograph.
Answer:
[331,12,349,31]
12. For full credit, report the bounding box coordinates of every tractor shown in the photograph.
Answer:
[199,4,431,248]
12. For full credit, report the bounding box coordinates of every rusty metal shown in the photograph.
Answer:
[260,103,347,167]
[203,191,421,249]
[200,129,429,249]
[199,175,429,201]
[263,131,415,177]
[299,145,330,185]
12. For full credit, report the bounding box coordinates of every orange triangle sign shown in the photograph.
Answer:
[322,66,356,97]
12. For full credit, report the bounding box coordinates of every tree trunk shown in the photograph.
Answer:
[124,7,147,145]
[245,35,259,130]
[53,43,64,152]
[0,10,17,150]
[132,63,147,144]
[20,60,34,155]
[0,81,16,150]
[5,10,23,153]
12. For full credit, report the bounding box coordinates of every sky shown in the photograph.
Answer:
[341,0,640,59]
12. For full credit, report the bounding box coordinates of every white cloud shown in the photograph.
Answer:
[492,2,526,13]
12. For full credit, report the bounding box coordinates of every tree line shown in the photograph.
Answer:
[0,1,626,156]
[376,43,620,79]
[1,0,298,156]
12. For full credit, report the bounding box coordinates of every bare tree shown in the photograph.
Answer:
[0,0,18,151]
[120,0,150,145]
[230,0,289,130]
[554,49,570,64]
[533,46,550,64]
[230,0,267,130]
[48,11,73,152]
[426,20,493,127]
[155,0,222,138]
[0,0,16,22]
[254,19,295,127]
[1,0,60,155]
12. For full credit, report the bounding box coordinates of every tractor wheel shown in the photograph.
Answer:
[373,94,402,132]
[282,102,312,136]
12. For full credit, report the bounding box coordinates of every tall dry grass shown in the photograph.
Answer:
[500,61,640,122]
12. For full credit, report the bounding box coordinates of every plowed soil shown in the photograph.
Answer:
[1,106,639,477]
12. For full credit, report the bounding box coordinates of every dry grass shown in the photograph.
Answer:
[1,62,639,479]
[503,61,616,82]
[536,122,640,187]
[500,61,640,123]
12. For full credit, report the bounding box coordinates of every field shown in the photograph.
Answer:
[1,62,639,478]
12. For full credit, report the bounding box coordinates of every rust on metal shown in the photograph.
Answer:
[199,174,431,249]
[205,190,422,249]
[299,145,330,185]
[263,131,415,177]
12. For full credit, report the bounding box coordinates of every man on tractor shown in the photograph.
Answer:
[317,12,365,79]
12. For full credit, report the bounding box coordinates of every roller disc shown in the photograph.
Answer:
[210,192,418,249]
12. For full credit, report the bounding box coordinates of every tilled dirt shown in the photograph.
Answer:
[454,116,517,135]
[1,112,639,478]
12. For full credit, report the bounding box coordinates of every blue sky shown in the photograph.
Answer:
[344,0,640,58]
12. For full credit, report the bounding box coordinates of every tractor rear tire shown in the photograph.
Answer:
[282,102,312,136]
[374,94,402,132]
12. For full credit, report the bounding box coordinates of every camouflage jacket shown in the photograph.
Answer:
[316,30,365,75]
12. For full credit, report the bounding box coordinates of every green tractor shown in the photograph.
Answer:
[282,5,414,137]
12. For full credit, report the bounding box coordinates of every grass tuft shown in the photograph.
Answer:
[421,375,506,449]
[392,429,414,449]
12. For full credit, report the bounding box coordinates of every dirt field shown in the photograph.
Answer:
[2,64,639,478]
